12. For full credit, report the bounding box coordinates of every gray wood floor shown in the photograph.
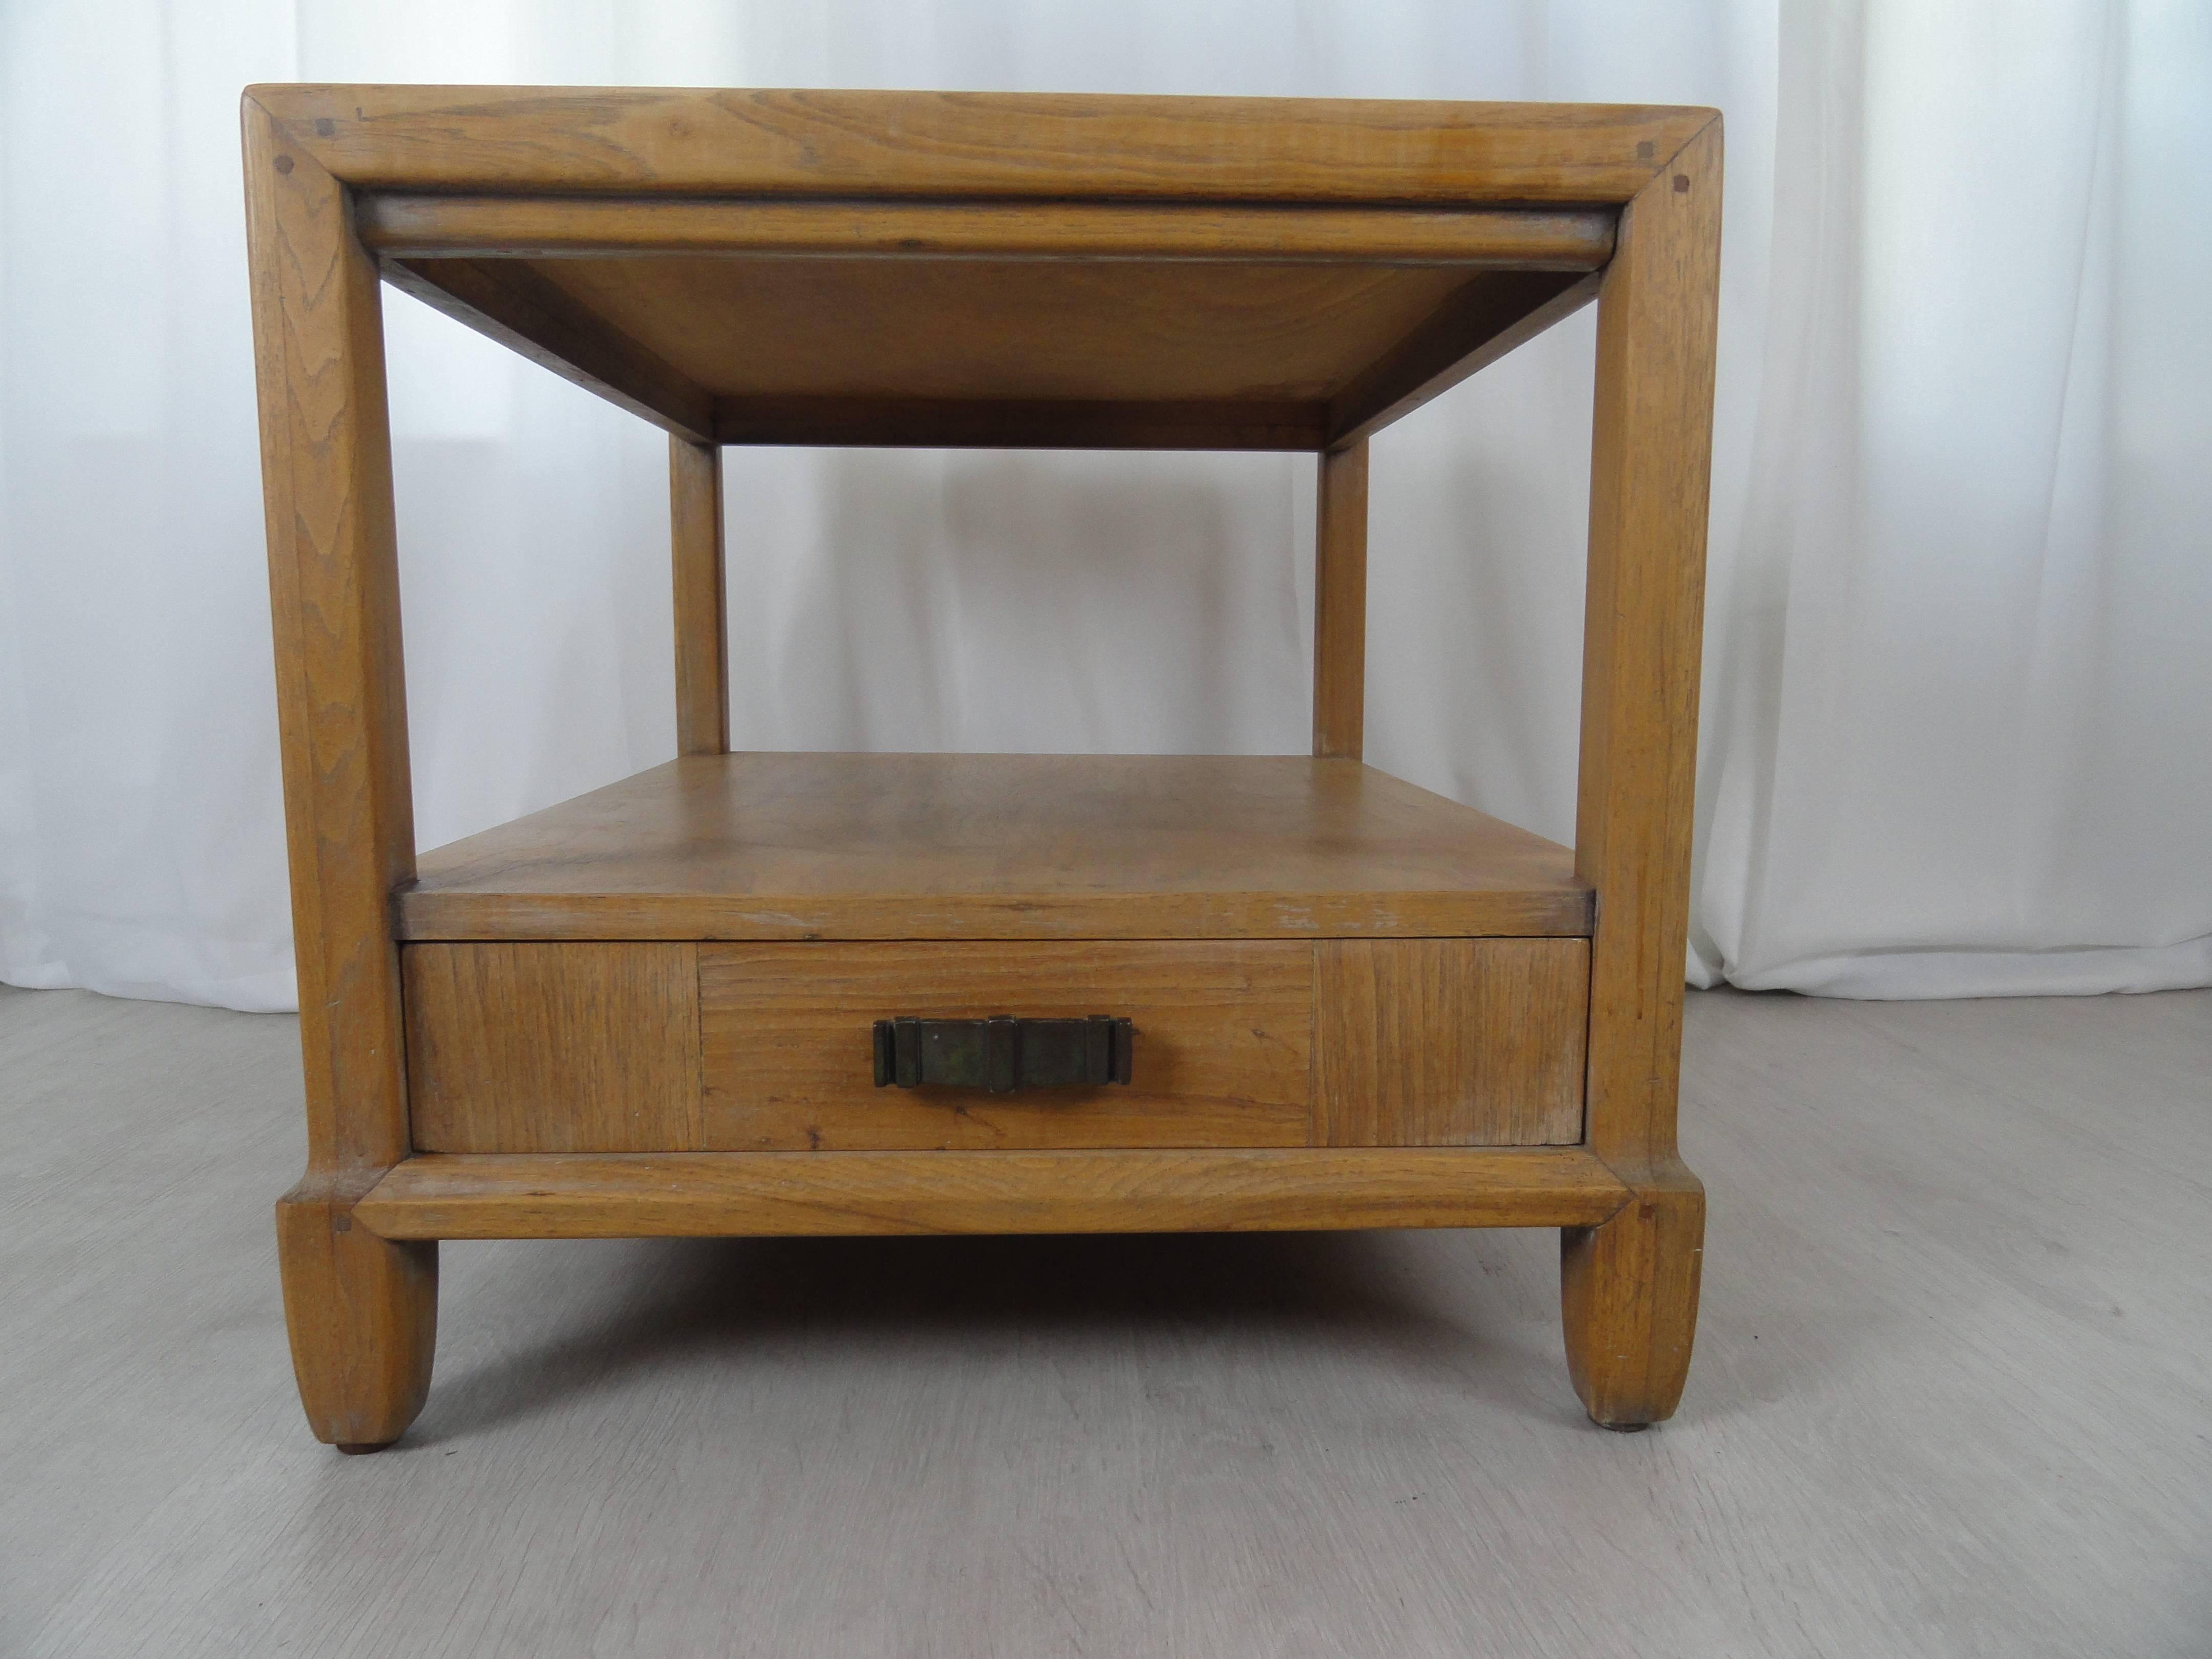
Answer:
[3,982,2207,1657]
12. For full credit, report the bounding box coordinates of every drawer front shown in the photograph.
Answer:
[1312,938,1588,1146]
[402,938,1588,1154]
[699,941,1313,1150]
[405,941,703,1153]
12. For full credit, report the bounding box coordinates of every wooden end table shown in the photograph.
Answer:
[242,86,1720,1449]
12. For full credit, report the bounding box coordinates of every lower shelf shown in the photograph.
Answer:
[351,1147,1632,1240]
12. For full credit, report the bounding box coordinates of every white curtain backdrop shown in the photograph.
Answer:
[1,1,2205,1012]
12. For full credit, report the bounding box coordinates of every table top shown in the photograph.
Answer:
[248,86,1718,450]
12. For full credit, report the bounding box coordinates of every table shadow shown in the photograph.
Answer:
[411,1228,1577,1443]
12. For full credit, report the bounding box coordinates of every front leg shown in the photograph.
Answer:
[276,1183,437,1452]
[1560,1162,1704,1429]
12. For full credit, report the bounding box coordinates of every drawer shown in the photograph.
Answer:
[401,938,1587,1153]
[698,941,1313,1150]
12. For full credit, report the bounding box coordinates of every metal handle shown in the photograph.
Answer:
[872,1015,1133,1092]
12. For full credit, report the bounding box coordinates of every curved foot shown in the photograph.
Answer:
[276,1186,437,1449]
[1561,1163,1704,1430]
[335,1441,396,1455]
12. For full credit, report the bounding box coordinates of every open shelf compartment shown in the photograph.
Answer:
[397,752,1592,942]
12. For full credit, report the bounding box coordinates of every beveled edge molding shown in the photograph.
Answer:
[244,86,1718,207]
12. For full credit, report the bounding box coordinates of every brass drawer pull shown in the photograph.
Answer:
[873,1015,1134,1092]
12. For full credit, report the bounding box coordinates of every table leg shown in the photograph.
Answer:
[276,1189,437,1450]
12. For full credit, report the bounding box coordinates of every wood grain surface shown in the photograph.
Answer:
[242,94,435,1448]
[380,256,714,441]
[698,941,1313,1151]
[1562,115,1724,1428]
[517,257,1463,402]
[403,943,704,1154]
[1573,131,1719,1174]
[239,80,1724,1448]
[1327,268,1603,448]
[1562,1166,1706,1429]
[352,1147,1633,1239]
[1313,939,1588,1147]
[273,1193,435,1452]
[372,221,1610,450]
[397,754,1591,943]
[258,87,1703,454]
[355,195,1617,267]
[241,104,414,1180]
[380,244,1608,451]
[667,436,729,755]
[250,86,1714,205]
[1311,442,1369,759]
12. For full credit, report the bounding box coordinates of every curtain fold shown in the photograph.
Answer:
[1,0,2204,1011]
[1690,0,2212,994]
